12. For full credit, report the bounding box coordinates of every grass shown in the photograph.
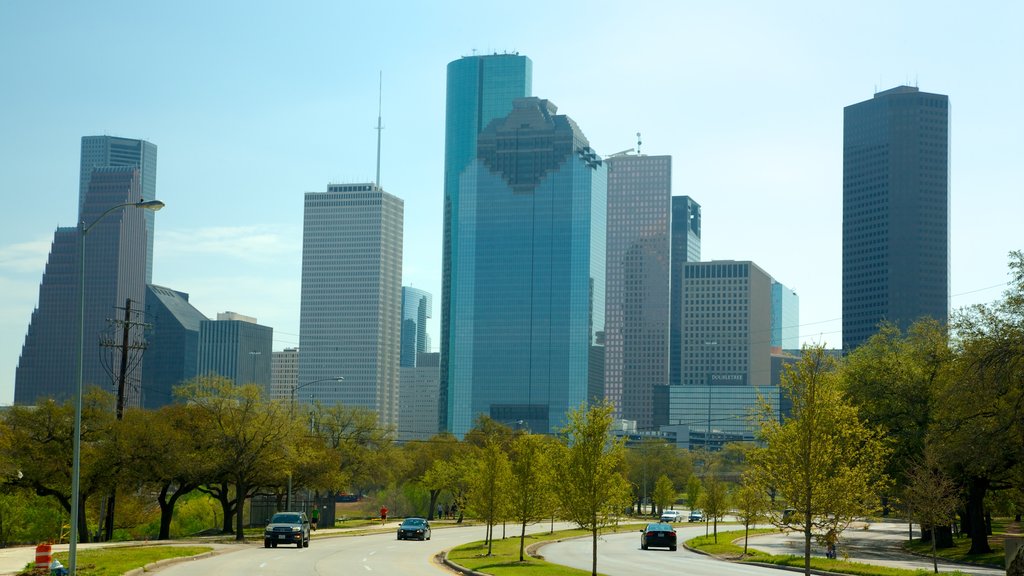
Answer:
[686,529,970,576]
[902,526,1015,568]
[447,523,645,576]
[30,546,213,576]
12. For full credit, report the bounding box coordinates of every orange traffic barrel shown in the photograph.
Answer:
[35,542,52,573]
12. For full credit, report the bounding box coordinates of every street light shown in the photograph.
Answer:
[70,199,164,574]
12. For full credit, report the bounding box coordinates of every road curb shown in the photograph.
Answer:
[437,549,490,576]
[122,549,222,575]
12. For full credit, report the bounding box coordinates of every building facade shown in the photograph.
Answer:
[440,53,532,432]
[444,96,606,437]
[197,312,273,393]
[16,149,155,406]
[398,352,441,442]
[843,86,949,350]
[271,347,300,402]
[142,284,208,408]
[670,196,701,388]
[770,281,800,350]
[299,183,403,427]
[400,287,432,367]
[603,154,671,430]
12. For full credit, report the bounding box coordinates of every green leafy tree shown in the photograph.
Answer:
[404,432,460,519]
[734,479,770,554]
[903,454,960,573]
[466,438,511,555]
[623,439,692,516]
[748,346,891,576]
[312,402,396,495]
[507,433,555,561]
[554,402,631,576]
[421,455,474,523]
[651,475,676,517]
[697,458,729,541]
[686,475,702,512]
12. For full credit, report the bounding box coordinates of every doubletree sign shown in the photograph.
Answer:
[707,373,747,386]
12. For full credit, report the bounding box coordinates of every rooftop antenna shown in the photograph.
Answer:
[636,132,642,155]
[375,71,384,187]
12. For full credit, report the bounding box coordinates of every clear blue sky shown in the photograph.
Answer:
[2,1,1021,405]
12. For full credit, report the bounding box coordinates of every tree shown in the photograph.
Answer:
[698,458,730,542]
[554,402,631,576]
[685,475,702,512]
[507,433,555,561]
[903,455,960,573]
[466,438,511,555]
[734,480,770,554]
[623,439,692,516]
[748,346,891,576]
[421,455,473,523]
[651,475,676,517]
[404,432,460,519]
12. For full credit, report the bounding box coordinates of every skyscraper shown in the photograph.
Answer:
[400,287,432,367]
[299,183,403,427]
[271,347,299,402]
[399,352,441,442]
[142,284,208,408]
[197,312,273,393]
[603,154,671,430]
[440,53,532,432]
[670,196,701,388]
[16,140,156,406]
[444,96,606,437]
[843,86,949,350]
[770,281,800,350]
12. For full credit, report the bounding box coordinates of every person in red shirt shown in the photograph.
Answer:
[380,505,389,525]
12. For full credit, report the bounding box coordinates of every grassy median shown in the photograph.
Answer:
[30,545,213,576]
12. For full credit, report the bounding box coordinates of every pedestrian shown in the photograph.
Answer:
[437,503,443,520]
[310,506,319,531]
[380,505,388,525]
[451,502,459,521]
[444,503,450,519]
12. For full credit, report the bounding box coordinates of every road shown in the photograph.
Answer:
[154,521,573,576]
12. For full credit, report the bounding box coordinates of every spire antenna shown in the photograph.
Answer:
[375,71,384,187]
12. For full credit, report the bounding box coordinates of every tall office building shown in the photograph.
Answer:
[843,86,949,350]
[299,183,403,427]
[603,154,671,430]
[670,196,701,388]
[15,153,155,406]
[80,136,158,282]
[440,53,532,432]
[770,281,800,350]
[400,287,432,367]
[271,347,300,402]
[444,96,606,437]
[142,285,208,408]
[399,352,441,442]
[197,312,273,393]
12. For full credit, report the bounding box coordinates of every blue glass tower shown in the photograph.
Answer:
[401,287,432,367]
[669,196,701,388]
[445,97,606,437]
[440,53,532,432]
[142,284,208,408]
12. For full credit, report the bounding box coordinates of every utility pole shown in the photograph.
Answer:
[98,298,150,541]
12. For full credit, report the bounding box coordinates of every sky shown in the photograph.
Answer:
[1,1,1022,406]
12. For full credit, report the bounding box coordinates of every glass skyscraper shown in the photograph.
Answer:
[603,154,671,430]
[669,196,701,388]
[400,287,432,367]
[16,137,157,406]
[440,53,532,433]
[197,312,273,394]
[770,281,800,350]
[300,183,403,427]
[142,284,208,408]
[843,86,949,350]
[444,96,606,437]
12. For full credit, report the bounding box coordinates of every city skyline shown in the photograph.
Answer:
[2,2,1022,405]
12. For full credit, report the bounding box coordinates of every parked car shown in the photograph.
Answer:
[640,522,677,551]
[688,509,704,522]
[397,517,432,541]
[660,510,683,523]
[264,512,310,548]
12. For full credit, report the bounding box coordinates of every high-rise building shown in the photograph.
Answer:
[142,284,208,408]
[16,143,156,406]
[400,287,432,367]
[299,183,403,427]
[670,196,701,388]
[197,312,273,393]
[603,154,671,430]
[443,96,606,437]
[80,136,158,282]
[440,53,532,432]
[271,347,299,402]
[843,86,949,350]
[399,352,441,442]
[770,281,800,350]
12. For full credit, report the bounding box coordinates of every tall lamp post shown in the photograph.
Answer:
[70,200,164,574]
[287,377,343,510]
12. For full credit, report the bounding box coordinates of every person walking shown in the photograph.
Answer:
[310,506,319,531]
[380,505,389,525]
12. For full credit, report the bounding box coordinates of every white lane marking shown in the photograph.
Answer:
[368,550,377,556]
[364,565,372,571]
[259,562,267,568]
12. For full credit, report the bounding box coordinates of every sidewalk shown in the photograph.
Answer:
[747,521,1004,576]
